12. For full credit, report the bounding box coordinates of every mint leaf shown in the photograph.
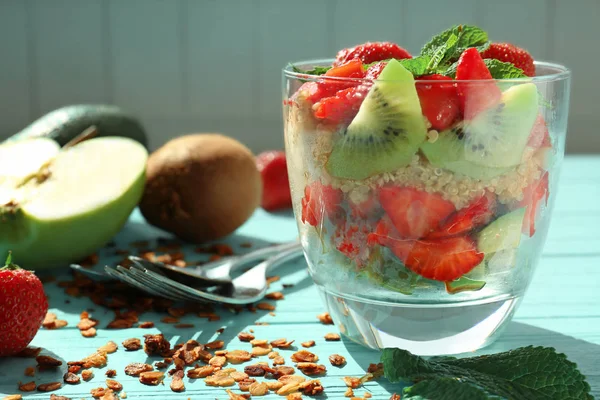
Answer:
[399,56,431,77]
[421,25,488,61]
[441,60,459,78]
[366,57,432,77]
[427,33,459,71]
[484,59,527,79]
[439,59,527,79]
[289,64,331,76]
[382,346,593,399]
[402,378,504,400]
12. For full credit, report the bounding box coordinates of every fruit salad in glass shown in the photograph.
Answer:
[283,25,571,354]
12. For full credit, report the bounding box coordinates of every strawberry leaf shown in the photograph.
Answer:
[382,346,593,399]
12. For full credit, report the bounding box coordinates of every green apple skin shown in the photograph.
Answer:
[0,171,145,269]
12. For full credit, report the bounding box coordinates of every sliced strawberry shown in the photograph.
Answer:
[515,171,549,236]
[303,59,365,104]
[301,181,344,227]
[365,61,388,79]
[334,42,412,66]
[527,115,552,149]
[455,48,502,120]
[416,74,460,131]
[427,192,497,239]
[313,61,385,124]
[325,59,365,78]
[378,186,456,239]
[313,86,366,124]
[368,219,484,281]
[256,150,292,211]
[303,81,342,103]
[388,236,484,281]
[481,43,535,77]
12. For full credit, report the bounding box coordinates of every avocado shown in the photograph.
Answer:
[6,105,148,149]
[477,208,526,254]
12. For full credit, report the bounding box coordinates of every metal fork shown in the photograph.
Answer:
[128,240,300,286]
[106,245,304,304]
[72,241,300,286]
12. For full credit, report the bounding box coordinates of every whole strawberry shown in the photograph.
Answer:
[256,150,292,211]
[0,252,48,356]
[481,43,535,77]
[334,42,412,66]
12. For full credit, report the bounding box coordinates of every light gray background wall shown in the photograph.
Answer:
[0,0,596,153]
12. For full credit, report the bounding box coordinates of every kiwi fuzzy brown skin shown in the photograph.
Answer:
[139,134,262,243]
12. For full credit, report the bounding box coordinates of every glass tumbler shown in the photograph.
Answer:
[282,59,571,355]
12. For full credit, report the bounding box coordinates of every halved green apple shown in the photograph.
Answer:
[0,137,147,269]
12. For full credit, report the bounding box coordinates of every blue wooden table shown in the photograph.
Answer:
[1,156,599,399]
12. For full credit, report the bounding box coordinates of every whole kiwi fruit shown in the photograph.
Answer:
[140,134,262,243]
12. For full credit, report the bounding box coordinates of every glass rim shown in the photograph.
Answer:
[283,58,571,84]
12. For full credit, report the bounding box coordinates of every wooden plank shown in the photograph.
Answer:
[108,0,183,118]
[30,0,107,115]
[403,0,481,55]
[186,0,255,120]
[480,0,548,59]
[0,157,598,398]
[0,1,31,138]
[332,0,406,52]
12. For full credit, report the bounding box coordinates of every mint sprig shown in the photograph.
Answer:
[421,25,489,62]
[382,346,593,400]
[289,64,331,76]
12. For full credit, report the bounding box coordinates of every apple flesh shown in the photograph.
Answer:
[0,137,147,269]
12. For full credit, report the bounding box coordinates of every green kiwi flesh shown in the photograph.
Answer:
[325,59,427,180]
[465,83,538,167]
[421,83,538,178]
[420,127,512,180]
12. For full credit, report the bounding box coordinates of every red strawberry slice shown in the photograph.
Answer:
[515,171,549,236]
[481,42,535,77]
[325,59,365,78]
[334,42,412,66]
[378,186,456,239]
[313,86,366,124]
[527,115,552,149]
[367,218,484,281]
[303,59,365,104]
[301,181,344,227]
[427,192,497,239]
[364,61,387,79]
[416,74,460,131]
[256,150,292,211]
[313,62,385,124]
[456,48,502,120]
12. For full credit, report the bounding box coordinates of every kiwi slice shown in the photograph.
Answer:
[421,83,538,178]
[325,60,427,180]
[421,127,512,180]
